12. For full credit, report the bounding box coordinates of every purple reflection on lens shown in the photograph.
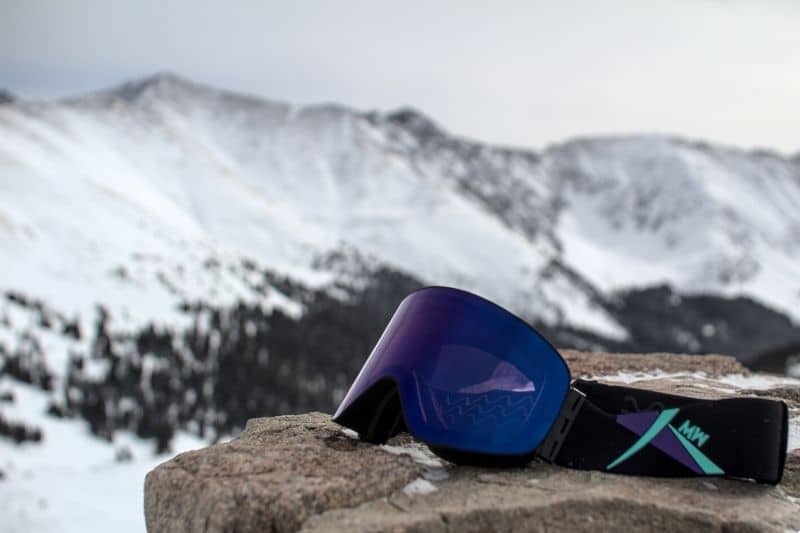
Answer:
[423,344,539,430]
[458,361,536,394]
[426,344,537,392]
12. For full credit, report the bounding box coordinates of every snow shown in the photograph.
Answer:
[380,443,446,470]
[595,370,800,391]
[402,478,438,496]
[0,79,627,339]
[5,78,799,341]
[381,440,450,485]
[340,428,359,439]
[552,137,800,321]
[790,416,800,452]
[701,481,719,491]
[0,381,206,533]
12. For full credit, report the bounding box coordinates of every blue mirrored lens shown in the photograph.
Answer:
[335,287,570,456]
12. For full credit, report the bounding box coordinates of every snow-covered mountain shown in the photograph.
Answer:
[4,73,800,339]
[2,73,800,531]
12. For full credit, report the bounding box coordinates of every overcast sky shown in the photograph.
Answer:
[2,0,798,154]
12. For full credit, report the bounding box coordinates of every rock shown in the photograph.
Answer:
[144,412,420,533]
[145,352,800,532]
[561,350,748,376]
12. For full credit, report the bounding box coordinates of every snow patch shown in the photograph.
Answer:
[340,428,359,439]
[380,443,446,470]
[595,370,800,391]
[789,416,800,451]
[402,478,438,496]
[0,380,207,533]
[381,442,450,482]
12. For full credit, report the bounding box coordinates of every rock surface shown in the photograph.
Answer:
[145,352,800,532]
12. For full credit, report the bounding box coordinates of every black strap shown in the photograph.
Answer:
[546,379,788,484]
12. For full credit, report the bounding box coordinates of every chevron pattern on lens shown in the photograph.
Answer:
[429,387,538,429]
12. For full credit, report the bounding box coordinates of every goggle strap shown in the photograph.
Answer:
[547,379,788,484]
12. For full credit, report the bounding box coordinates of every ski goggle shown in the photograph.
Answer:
[334,287,788,484]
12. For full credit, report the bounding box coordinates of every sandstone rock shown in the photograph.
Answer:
[303,455,800,532]
[145,352,800,532]
[561,350,748,376]
[144,412,420,532]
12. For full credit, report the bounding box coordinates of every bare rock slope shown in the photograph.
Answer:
[144,352,800,532]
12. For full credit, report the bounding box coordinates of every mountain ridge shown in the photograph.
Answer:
[2,72,785,159]
[2,72,800,334]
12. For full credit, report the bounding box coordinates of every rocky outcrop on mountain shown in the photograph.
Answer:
[144,352,800,532]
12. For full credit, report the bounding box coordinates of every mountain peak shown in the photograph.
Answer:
[109,72,206,101]
[376,107,448,143]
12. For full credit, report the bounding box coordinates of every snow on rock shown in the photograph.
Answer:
[596,370,800,391]
[402,478,438,496]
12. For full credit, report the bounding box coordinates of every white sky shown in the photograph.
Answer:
[1,0,798,154]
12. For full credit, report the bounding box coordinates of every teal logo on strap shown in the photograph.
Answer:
[677,419,709,447]
[607,408,724,475]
